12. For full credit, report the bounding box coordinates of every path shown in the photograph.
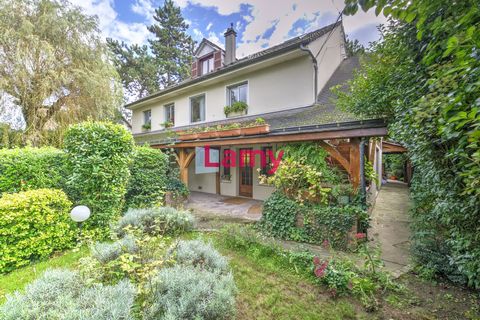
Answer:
[369,181,411,277]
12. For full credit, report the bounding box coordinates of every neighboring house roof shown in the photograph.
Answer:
[125,21,342,109]
[134,56,386,146]
[193,38,224,56]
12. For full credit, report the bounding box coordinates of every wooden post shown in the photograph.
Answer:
[349,138,361,191]
[177,148,195,187]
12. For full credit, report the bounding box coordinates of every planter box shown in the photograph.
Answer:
[226,110,246,118]
[217,128,241,137]
[178,132,198,140]
[240,124,270,136]
[197,131,219,139]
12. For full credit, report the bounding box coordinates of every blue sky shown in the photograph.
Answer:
[70,0,387,58]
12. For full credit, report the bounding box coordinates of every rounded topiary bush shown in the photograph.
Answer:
[0,269,135,320]
[167,240,229,273]
[0,189,75,273]
[63,121,134,232]
[125,146,169,209]
[116,207,195,236]
[144,265,237,320]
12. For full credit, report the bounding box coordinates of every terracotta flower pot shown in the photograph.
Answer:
[197,131,218,139]
[178,132,198,140]
[217,128,241,137]
[240,124,270,136]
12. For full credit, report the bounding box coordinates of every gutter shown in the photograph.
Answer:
[300,44,318,103]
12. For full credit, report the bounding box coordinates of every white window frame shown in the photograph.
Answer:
[226,81,248,107]
[200,56,214,75]
[143,109,151,125]
[190,94,206,123]
[164,103,175,125]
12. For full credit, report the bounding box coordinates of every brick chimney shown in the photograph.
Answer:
[224,23,237,65]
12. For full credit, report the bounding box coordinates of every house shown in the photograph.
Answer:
[126,21,387,200]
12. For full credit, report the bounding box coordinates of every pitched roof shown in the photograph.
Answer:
[133,56,385,145]
[125,21,342,109]
[193,38,224,56]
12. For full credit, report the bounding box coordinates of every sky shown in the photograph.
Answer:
[69,0,387,58]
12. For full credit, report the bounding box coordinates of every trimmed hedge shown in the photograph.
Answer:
[125,146,169,209]
[0,147,66,195]
[0,189,75,273]
[64,121,134,231]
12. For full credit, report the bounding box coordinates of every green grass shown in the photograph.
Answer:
[0,246,90,303]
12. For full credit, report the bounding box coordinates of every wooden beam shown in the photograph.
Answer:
[177,148,195,187]
[349,138,361,191]
[154,127,387,149]
[317,140,350,173]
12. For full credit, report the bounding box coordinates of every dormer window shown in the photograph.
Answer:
[200,55,214,75]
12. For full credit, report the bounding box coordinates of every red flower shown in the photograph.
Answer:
[355,233,366,240]
[313,256,321,265]
[322,239,330,249]
[314,261,328,278]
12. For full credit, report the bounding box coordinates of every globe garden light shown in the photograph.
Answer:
[70,205,90,222]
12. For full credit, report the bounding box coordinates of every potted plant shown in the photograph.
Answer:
[216,123,242,137]
[177,129,198,141]
[240,118,270,136]
[162,121,174,129]
[224,101,248,118]
[196,126,219,139]
[142,123,151,132]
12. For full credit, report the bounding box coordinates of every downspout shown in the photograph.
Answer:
[300,44,318,103]
[359,138,367,233]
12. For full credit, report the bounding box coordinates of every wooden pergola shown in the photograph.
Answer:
[153,125,387,191]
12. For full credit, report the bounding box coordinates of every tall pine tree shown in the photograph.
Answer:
[108,0,194,99]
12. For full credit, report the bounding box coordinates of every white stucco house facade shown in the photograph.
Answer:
[126,21,387,200]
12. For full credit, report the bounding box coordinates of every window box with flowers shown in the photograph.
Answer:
[224,101,248,118]
[142,123,151,132]
[239,118,269,136]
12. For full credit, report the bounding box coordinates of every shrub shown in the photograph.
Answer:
[0,189,75,273]
[125,146,169,209]
[0,147,66,195]
[116,207,195,236]
[260,191,300,239]
[144,265,237,320]
[0,269,135,319]
[167,240,229,273]
[92,235,138,264]
[64,121,134,232]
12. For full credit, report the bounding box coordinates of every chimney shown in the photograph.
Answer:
[224,23,237,65]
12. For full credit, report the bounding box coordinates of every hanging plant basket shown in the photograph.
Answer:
[240,124,270,136]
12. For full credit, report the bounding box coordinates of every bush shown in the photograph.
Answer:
[125,146,169,209]
[92,235,138,264]
[260,191,300,239]
[116,207,195,236]
[0,147,66,195]
[64,121,134,232]
[0,189,75,273]
[0,269,135,319]
[167,240,229,273]
[144,265,236,320]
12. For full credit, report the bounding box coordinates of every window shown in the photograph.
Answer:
[200,56,214,75]
[222,148,231,179]
[164,103,174,126]
[260,146,274,176]
[190,94,205,123]
[143,110,151,125]
[227,82,248,106]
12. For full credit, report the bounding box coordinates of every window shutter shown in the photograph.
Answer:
[214,51,222,70]
[191,61,198,78]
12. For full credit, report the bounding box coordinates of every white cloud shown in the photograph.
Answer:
[131,0,156,23]
[193,28,204,40]
[207,31,223,47]
[206,22,213,31]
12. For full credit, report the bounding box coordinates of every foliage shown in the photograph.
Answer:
[384,154,407,179]
[64,121,134,234]
[260,158,331,204]
[167,240,229,273]
[91,235,138,264]
[0,269,135,320]
[0,0,122,146]
[340,0,480,287]
[260,192,367,248]
[224,101,248,117]
[143,265,237,320]
[108,0,194,99]
[0,189,75,273]
[115,207,194,237]
[125,146,168,209]
[0,147,66,195]
[0,124,21,149]
[165,177,190,198]
[181,118,267,134]
[345,36,366,57]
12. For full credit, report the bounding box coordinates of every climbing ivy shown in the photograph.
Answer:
[339,0,480,287]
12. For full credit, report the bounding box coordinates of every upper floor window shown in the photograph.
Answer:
[164,103,175,126]
[200,55,214,75]
[190,94,205,123]
[227,82,248,106]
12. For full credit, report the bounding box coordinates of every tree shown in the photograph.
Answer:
[345,36,365,57]
[338,0,480,287]
[148,0,195,88]
[108,0,194,99]
[0,0,122,146]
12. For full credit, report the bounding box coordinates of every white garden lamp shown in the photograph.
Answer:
[70,205,91,222]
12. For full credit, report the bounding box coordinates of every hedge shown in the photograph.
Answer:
[0,147,66,195]
[64,122,134,232]
[0,189,76,273]
[125,146,168,209]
